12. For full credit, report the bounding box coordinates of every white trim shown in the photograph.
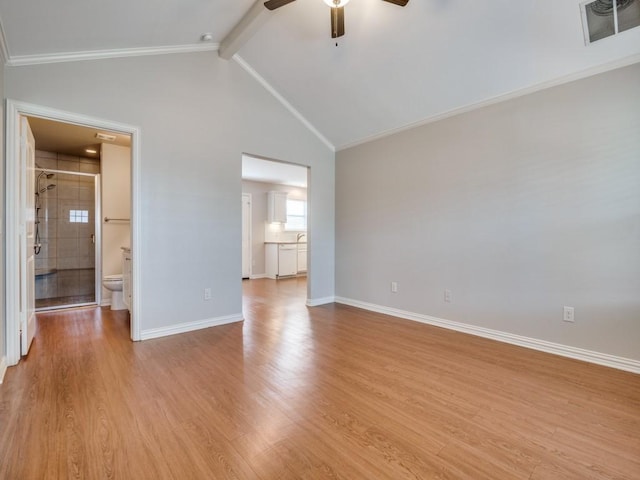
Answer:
[140,314,243,341]
[233,55,335,152]
[0,356,7,384]
[249,273,268,279]
[306,296,335,307]
[130,124,142,341]
[5,101,22,365]
[334,297,640,374]
[6,43,219,67]
[4,101,143,362]
[336,53,640,151]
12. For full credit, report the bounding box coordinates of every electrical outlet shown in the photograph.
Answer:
[391,282,398,293]
[563,306,574,322]
[204,288,212,301]
[444,289,452,303]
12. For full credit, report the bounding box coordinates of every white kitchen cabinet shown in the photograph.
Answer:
[267,191,288,223]
[278,244,298,276]
[297,244,307,273]
[265,244,278,279]
[265,243,298,278]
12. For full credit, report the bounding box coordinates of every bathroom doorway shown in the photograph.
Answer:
[33,167,101,310]
[5,100,142,366]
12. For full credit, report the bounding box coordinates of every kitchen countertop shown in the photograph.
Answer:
[264,241,307,245]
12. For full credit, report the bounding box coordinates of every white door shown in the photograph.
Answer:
[241,194,251,279]
[20,116,37,355]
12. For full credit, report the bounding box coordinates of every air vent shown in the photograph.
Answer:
[581,0,640,44]
[95,132,117,141]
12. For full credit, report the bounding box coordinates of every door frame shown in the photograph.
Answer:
[5,100,143,365]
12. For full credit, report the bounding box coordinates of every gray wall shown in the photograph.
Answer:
[5,51,334,333]
[336,63,640,361]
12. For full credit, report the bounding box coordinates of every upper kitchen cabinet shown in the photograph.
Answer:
[267,191,288,223]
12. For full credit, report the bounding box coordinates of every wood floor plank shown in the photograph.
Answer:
[1,277,638,479]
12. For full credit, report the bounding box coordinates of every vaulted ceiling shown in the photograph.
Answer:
[1,0,639,150]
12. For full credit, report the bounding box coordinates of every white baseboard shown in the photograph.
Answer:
[140,313,244,341]
[249,273,268,279]
[0,356,7,384]
[335,297,640,374]
[306,296,336,307]
[100,299,111,307]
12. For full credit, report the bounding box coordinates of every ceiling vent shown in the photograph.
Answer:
[581,0,640,44]
[95,132,117,142]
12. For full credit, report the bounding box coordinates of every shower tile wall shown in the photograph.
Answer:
[35,150,100,302]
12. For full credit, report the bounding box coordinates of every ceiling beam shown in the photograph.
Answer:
[219,1,271,60]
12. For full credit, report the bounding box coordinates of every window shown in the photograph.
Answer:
[285,199,307,231]
[69,209,89,223]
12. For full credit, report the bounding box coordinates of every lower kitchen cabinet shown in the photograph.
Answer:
[266,243,299,279]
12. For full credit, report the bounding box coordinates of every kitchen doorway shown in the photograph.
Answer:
[241,154,309,300]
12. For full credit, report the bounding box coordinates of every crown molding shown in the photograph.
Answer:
[234,54,335,152]
[6,43,220,67]
[336,52,640,152]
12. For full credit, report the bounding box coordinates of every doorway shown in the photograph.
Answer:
[241,154,310,299]
[4,100,142,366]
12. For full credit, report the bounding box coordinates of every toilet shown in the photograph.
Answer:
[103,274,126,310]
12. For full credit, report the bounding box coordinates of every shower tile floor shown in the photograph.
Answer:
[36,294,96,310]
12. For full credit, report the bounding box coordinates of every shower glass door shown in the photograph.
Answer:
[34,169,99,310]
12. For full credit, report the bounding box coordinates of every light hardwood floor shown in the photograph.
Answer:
[1,278,638,479]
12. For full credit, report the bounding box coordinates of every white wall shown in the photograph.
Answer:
[5,51,334,335]
[241,180,307,276]
[336,63,640,362]
[101,144,131,303]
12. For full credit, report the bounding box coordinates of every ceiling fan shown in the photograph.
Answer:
[263,0,410,39]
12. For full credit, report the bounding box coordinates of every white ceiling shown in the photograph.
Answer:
[1,0,639,150]
[28,116,131,159]
[242,155,308,187]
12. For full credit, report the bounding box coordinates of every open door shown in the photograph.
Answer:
[20,116,37,355]
[241,193,251,279]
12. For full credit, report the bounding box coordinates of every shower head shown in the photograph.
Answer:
[36,171,55,181]
[39,184,56,193]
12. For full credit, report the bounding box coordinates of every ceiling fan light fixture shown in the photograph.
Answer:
[323,0,350,7]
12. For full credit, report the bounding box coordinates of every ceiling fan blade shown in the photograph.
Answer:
[264,0,296,11]
[331,7,345,38]
[382,0,409,6]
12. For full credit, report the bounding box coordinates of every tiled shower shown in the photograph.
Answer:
[34,150,100,309]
